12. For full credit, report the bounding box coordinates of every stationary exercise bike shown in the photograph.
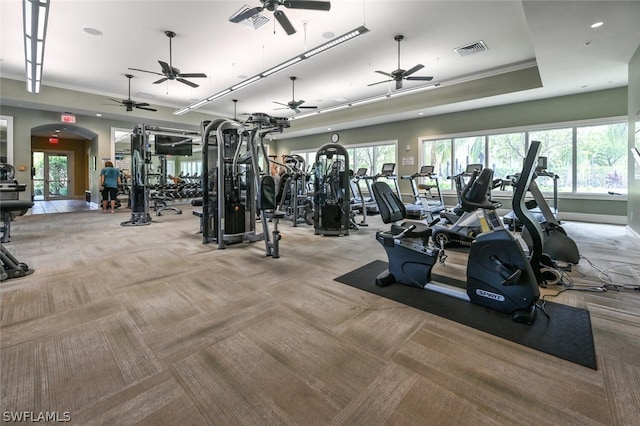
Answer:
[372,142,547,324]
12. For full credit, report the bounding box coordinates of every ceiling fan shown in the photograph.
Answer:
[128,31,207,88]
[229,0,331,35]
[108,74,157,112]
[274,76,318,113]
[368,34,433,90]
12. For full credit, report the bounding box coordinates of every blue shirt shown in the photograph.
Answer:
[100,167,120,188]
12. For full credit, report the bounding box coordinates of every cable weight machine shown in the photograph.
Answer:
[313,143,351,236]
[121,123,199,227]
[200,114,287,256]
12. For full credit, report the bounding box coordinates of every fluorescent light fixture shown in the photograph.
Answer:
[350,95,389,107]
[320,104,349,113]
[231,75,262,90]
[292,83,441,120]
[389,83,440,97]
[208,89,232,101]
[303,27,368,58]
[262,57,303,77]
[189,99,210,109]
[173,25,369,116]
[22,0,50,94]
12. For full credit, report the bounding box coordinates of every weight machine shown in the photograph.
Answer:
[313,143,351,236]
[121,124,198,227]
[200,114,287,257]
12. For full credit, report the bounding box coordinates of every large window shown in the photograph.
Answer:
[576,123,628,193]
[454,136,485,176]
[423,139,453,189]
[293,141,397,177]
[420,119,628,195]
[529,128,573,192]
[488,132,525,179]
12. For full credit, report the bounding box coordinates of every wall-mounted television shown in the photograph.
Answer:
[154,135,193,156]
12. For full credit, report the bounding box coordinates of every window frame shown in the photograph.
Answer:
[418,116,628,199]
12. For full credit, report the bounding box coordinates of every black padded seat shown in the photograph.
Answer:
[391,222,432,238]
[371,181,433,239]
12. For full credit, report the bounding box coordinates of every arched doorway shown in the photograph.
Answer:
[31,124,97,201]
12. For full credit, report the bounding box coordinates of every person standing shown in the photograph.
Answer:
[100,161,121,212]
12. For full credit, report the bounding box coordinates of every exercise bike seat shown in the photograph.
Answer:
[391,222,432,238]
[371,181,433,239]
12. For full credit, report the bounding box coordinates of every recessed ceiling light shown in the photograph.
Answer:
[82,27,103,36]
[322,31,335,39]
[584,41,591,47]
[238,74,248,79]
[590,21,603,29]
[96,113,102,117]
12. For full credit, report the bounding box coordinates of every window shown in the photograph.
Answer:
[293,141,397,177]
[423,139,453,190]
[454,136,485,176]
[289,150,316,173]
[180,161,201,176]
[576,123,628,193]
[529,128,573,192]
[420,118,628,196]
[488,133,525,179]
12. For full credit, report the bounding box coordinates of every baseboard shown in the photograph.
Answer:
[495,208,627,225]
[558,212,627,225]
[627,225,640,238]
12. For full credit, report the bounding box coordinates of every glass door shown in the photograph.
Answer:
[32,151,72,200]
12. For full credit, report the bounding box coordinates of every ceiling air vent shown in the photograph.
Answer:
[455,40,488,56]
[230,5,270,30]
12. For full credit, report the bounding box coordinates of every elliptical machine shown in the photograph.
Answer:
[372,141,548,324]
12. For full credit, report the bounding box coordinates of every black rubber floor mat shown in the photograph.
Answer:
[335,260,597,370]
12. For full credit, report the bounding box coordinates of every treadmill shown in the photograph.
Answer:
[401,165,445,220]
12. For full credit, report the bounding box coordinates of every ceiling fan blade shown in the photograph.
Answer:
[229,6,263,23]
[177,78,199,88]
[133,102,150,107]
[108,98,123,104]
[273,101,289,107]
[374,70,393,78]
[178,72,207,78]
[136,106,157,112]
[153,77,168,84]
[404,64,424,77]
[298,106,318,109]
[283,1,331,11]
[128,67,163,76]
[158,60,173,75]
[367,79,392,87]
[406,76,434,81]
[274,10,296,35]
[273,107,289,110]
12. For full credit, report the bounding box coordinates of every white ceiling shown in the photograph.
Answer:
[1,0,640,139]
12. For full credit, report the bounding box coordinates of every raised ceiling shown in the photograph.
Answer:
[1,1,639,139]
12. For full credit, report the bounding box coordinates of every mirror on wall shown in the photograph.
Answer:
[0,115,13,165]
